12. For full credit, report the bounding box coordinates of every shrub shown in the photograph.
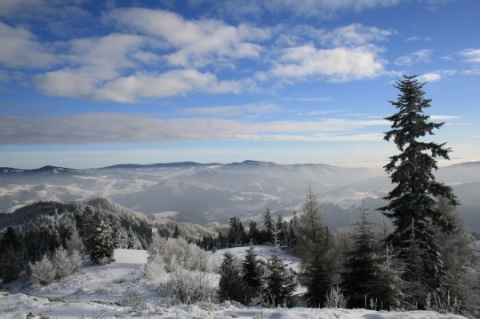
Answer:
[159,268,217,304]
[30,255,55,286]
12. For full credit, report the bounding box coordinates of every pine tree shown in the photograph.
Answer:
[379,75,458,303]
[218,252,247,303]
[242,246,264,304]
[263,245,296,307]
[373,246,404,310]
[0,227,24,282]
[264,208,274,243]
[87,209,115,265]
[304,253,333,307]
[341,203,380,308]
[227,217,246,246]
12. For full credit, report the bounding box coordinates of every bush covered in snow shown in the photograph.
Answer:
[147,236,210,272]
[158,268,217,304]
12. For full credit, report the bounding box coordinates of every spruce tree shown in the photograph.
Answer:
[341,203,380,308]
[264,208,274,243]
[218,252,246,303]
[263,245,296,307]
[379,75,458,306]
[242,246,263,304]
[0,227,24,282]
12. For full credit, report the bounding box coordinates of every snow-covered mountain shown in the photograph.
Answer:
[1,161,479,230]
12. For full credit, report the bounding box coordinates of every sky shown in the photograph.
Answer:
[0,0,479,169]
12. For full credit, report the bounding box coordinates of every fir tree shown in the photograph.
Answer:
[379,75,458,304]
[218,252,246,303]
[304,253,332,307]
[0,227,24,282]
[242,246,264,304]
[264,245,296,307]
[227,217,246,246]
[264,208,274,243]
[86,209,116,265]
[341,203,380,308]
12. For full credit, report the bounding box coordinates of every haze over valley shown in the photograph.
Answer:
[2,160,479,231]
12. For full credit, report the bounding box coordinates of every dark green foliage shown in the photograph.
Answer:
[264,208,274,243]
[242,246,264,304]
[218,252,247,303]
[0,227,24,282]
[263,245,296,307]
[304,253,333,307]
[342,204,403,309]
[227,217,246,246]
[296,185,336,306]
[379,75,459,306]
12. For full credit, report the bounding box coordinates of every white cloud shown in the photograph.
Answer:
[95,70,244,102]
[263,0,401,17]
[184,103,280,118]
[320,24,392,47]
[418,72,441,82]
[106,8,268,68]
[395,49,432,66]
[0,22,57,68]
[36,68,243,103]
[270,45,384,81]
[460,49,480,64]
[0,113,388,145]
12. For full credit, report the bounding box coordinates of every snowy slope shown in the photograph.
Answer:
[0,249,469,319]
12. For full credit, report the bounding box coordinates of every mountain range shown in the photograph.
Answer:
[1,160,479,231]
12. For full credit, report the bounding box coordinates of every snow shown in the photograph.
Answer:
[0,249,468,319]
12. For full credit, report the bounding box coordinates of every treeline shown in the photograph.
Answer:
[215,186,480,317]
[197,208,297,250]
[0,199,152,284]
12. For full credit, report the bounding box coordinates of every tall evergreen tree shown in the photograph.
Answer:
[264,208,274,243]
[263,245,296,307]
[227,217,246,246]
[341,203,380,308]
[242,246,264,304]
[218,252,246,303]
[0,227,24,282]
[379,75,458,304]
[342,202,404,309]
[86,209,116,264]
[296,184,335,306]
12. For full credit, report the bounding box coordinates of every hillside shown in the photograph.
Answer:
[1,161,479,230]
[0,249,469,319]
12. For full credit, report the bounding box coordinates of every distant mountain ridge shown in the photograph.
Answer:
[1,160,479,230]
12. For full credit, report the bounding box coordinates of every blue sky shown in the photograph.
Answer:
[0,0,479,169]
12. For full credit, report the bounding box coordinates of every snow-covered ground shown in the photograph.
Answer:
[0,249,469,319]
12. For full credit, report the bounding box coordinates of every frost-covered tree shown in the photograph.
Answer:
[379,75,458,302]
[86,209,115,265]
[218,252,246,303]
[296,185,333,264]
[66,224,85,257]
[263,245,296,307]
[296,185,335,306]
[53,246,71,279]
[242,246,264,304]
[30,254,55,285]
